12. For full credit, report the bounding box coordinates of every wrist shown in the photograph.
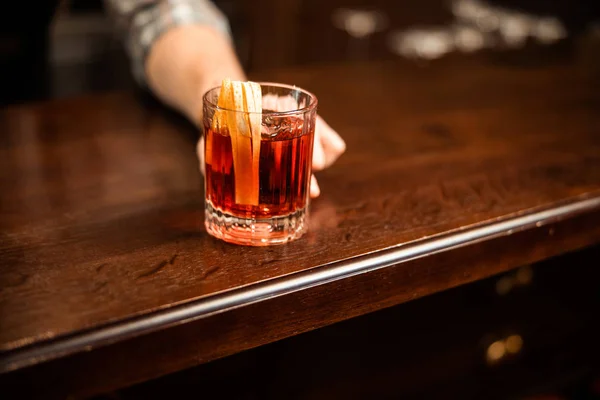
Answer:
[145,24,245,127]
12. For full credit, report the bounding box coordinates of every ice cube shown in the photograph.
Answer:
[262,94,299,112]
[261,116,304,140]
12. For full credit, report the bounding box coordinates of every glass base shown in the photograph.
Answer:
[205,201,308,246]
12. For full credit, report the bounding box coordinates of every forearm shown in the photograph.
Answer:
[104,0,244,125]
[145,24,245,125]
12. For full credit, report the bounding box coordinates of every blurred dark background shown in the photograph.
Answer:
[1,0,599,106]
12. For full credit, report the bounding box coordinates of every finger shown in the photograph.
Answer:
[316,116,346,168]
[312,130,327,171]
[197,137,205,175]
[310,174,321,198]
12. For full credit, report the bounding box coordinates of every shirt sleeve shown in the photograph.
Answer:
[104,0,232,86]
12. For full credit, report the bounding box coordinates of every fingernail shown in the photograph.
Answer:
[310,175,320,198]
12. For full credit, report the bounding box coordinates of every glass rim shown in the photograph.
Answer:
[203,81,318,116]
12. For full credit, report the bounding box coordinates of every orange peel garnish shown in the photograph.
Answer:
[212,79,262,205]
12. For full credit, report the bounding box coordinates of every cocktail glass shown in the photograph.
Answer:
[203,82,317,246]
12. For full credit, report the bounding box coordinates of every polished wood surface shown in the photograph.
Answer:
[109,246,600,399]
[1,42,600,397]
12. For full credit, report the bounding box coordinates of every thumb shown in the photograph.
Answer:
[310,174,320,198]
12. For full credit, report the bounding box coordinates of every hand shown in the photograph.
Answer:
[308,116,346,197]
[196,115,346,198]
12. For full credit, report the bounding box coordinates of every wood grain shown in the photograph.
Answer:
[4,210,600,399]
[1,45,600,396]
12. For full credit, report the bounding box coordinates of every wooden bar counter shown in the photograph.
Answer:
[1,44,600,397]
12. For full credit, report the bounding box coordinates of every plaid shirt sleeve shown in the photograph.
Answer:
[104,0,232,86]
